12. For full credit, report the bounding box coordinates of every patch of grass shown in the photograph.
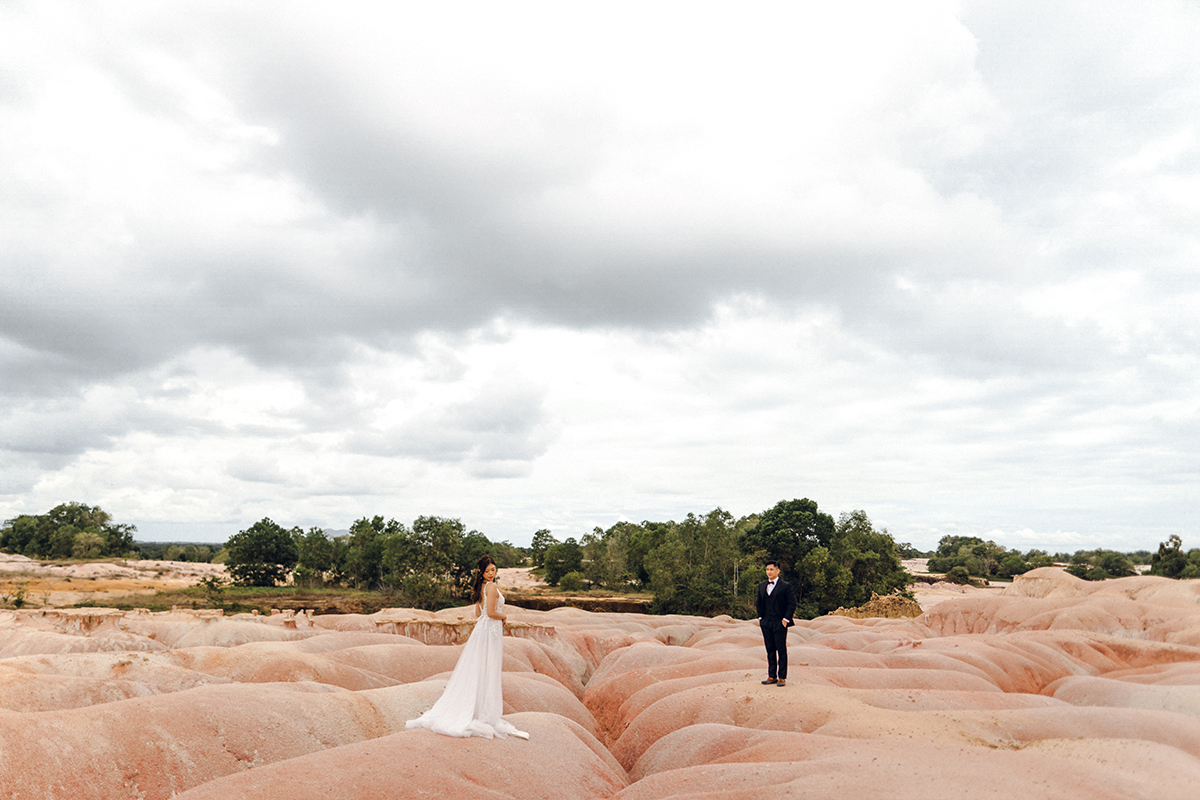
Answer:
[72,598,174,612]
[537,585,652,598]
[1,579,31,609]
[67,584,417,616]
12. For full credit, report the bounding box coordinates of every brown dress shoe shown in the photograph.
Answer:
[776,679,787,687]
[761,678,777,685]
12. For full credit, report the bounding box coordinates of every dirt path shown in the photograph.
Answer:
[497,566,548,592]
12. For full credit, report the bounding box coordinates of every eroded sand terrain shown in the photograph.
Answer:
[1,553,227,607]
[3,567,1200,798]
[0,556,544,609]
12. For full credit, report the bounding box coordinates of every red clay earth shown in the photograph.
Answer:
[2,567,1200,799]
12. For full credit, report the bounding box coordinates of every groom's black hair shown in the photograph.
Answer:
[765,559,780,569]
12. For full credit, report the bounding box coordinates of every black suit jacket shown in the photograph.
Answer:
[756,578,797,626]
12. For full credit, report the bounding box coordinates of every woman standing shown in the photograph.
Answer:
[405,555,530,739]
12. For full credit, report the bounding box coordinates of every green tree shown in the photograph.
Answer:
[946,565,972,584]
[49,525,79,559]
[1128,550,1153,567]
[581,528,605,587]
[492,540,525,568]
[1024,549,1055,569]
[628,522,670,587]
[997,552,1030,579]
[295,527,337,585]
[344,516,405,588]
[0,514,47,557]
[733,504,911,618]
[595,521,641,589]
[224,518,300,586]
[369,515,473,601]
[927,536,1018,580]
[738,498,835,586]
[543,538,584,585]
[456,529,494,595]
[821,510,910,610]
[1,502,136,559]
[1151,535,1189,578]
[559,571,586,592]
[530,529,557,567]
[399,572,453,610]
[72,530,106,559]
[409,516,464,579]
[199,574,229,607]
[1065,547,1141,581]
[643,508,756,616]
[1097,550,1136,578]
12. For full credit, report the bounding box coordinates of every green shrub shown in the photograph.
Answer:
[559,571,586,592]
[401,572,453,610]
[543,539,583,585]
[946,566,972,585]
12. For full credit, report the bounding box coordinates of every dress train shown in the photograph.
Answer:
[405,589,529,739]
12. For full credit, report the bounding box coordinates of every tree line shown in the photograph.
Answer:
[223,515,526,610]
[6,500,1200,616]
[520,499,911,618]
[0,502,137,560]
[921,534,1183,583]
[235,498,911,618]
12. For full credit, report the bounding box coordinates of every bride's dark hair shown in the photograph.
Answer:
[471,555,496,604]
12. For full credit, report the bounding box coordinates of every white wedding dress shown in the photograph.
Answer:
[405,588,529,739]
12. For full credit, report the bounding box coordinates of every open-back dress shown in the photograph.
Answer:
[405,587,529,739]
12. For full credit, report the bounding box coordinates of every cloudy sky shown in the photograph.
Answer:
[2,1,1197,552]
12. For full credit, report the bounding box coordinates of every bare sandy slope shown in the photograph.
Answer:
[0,556,543,609]
[2,557,960,611]
[4,567,1200,799]
[496,566,547,591]
[1,553,227,607]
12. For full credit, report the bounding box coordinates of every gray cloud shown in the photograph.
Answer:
[3,2,1199,548]
[0,395,132,465]
[347,380,555,477]
[226,453,289,485]
[11,0,1190,393]
[129,6,1001,331]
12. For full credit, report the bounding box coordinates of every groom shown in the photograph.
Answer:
[756,560,796,687]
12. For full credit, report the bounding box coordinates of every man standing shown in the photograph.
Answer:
[756,560,796,686]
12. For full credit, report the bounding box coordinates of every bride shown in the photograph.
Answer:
[405,555,530,740]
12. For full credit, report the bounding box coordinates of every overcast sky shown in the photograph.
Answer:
[2,1,1198,552]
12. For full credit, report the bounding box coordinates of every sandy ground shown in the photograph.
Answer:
[903,557,1008,609]
[5,567,1200,800]
[910,580,1005,609]
[0,557,541,609]
[0,553,226,607]
[496,566,547,592]
[0,559,545,609]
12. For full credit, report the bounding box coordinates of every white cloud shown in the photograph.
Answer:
[2,1,1199,554]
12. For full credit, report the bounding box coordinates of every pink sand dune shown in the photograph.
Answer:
[622,723,1200,800]
[4,569,1200,798]
[169,713,627,800]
